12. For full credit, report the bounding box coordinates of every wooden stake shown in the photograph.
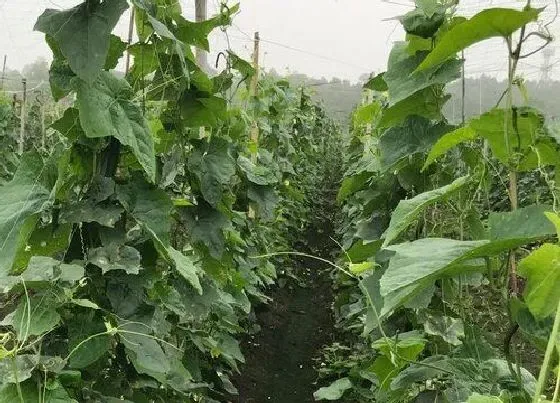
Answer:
[248,32,260,220]
[18,78,27,155]
[195,0,209,71]
[124,7,135,74]
[1,55,6,90]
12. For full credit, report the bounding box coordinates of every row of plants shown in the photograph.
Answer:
[316,1,560,402]
[0,0,340,402]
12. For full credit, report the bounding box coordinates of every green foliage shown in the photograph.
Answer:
[0,2,342,401]
[323,2,559,402]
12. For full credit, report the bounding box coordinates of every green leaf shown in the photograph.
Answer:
[184,205,230,258]
[350,261,376,275]
[180,95,228,127]
[364,72,388,92]
[466,394,503,403]
[12,224,73,273]
[417,8,541,71]
[0,380,76,403]
[385,43,461,105]
[119,322,185,384]
[379,116,453,171]
[188,138,236,206]
[228,51,255,78]
[337,171,372,204]
[545,211,560,240]
[488,204,555,242]
[166,247,203,294]
[116,175,173,244]
[354,102,381,126]
[0,154,51,276]
[34,0,128,82]
[519,243,560,319]
[423,126,478,170]
[379,86,448,129]
[67,312,111,369]
[88,244,142,275]
[237,156,278,185]
[61,201,123,228]
[380,238,488,298]
[401,8,445,38]
[313,378,352,400]
[76,71,156,181]
[104,34,128,70]
[11,295,61,341]
[383,175,470,246]
[0,354,39,383]
[247,184,279,221]
[422,313,465,345]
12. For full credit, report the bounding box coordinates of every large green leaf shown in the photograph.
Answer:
[0,154,51,276]
[379,86,449,129]
[116,175,173,244]
[385,43,461,105]
[423,126,478,170]
[188,138,236,206]
[417,8,541,71]
[166,247,203,294]
[247,184,279,221]
[76,72,156,182]
[10,295,62,341]
[488,204,555,242]
[34,0,128,82]
[383,176,470,246]
[313,378,352,401]
[337,171,372,204]
[379,116,453,171]
[519,243,560,319]
[184,205,230,258]
[380,238,487,297]
[237,156,278,185]
[67,312,112,369]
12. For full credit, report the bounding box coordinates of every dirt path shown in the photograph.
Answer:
[233,230,337,403]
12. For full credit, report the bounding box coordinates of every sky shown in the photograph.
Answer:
[0,0,559,83]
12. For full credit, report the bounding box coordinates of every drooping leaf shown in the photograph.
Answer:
[379,116,453,171]
[385,43,461,105]
[380,238,488,298]
[247,184,279,221]
[180,94,228,127]
[88,244,142,275]
[184,205,230,258]
[237,156,278,185]
[61,201,123,228]
[0,154,51,277]
[76,72,156,181]
[383,176,471,246]
[0,354,39,383]
[379,86,449,128]
[116,175,173,244]
[34,0,128,82]
[166,247,203,294]
[401,7,445,38]
[104,34,128,70]
[422,313,465,345]
[188,138,236,206]
[313,378,353,401]
[67,312,112,369]
[11,295,62,341]
[417,8,541,71]
[363,72,388,92]
[423,126,478,170]
[518,243,560,319]
[488,204,555,243]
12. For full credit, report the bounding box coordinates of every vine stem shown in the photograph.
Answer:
[534,298,560,402]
